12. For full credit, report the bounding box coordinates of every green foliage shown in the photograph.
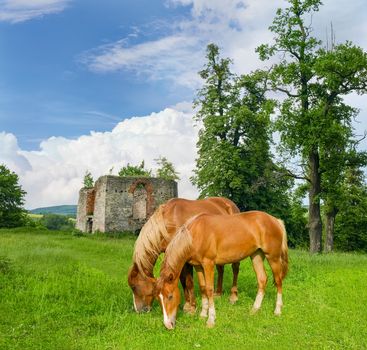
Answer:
[257,0,367,252]
[0,164,27,228]
[1,228,367,349]
[334,168,367,252]
[192,44,292,214]
[155,156,180,181]
[40,214,75,231]
[83,170,94,188]
[286,192,309,248]
[118,161,152,177]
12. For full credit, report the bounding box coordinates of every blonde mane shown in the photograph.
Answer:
[163,217,197,273]
[133,205,170,276]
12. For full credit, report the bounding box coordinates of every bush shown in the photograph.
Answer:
[40,214,75,231]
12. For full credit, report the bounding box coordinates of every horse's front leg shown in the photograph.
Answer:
[203,261,216,328]
[180,263,196,314]
[194,265,208,318]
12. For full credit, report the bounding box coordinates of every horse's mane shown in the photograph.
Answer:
[133,204,170,276]
[163,216,197,274]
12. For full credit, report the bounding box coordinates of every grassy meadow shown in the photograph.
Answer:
[0,228,366,350]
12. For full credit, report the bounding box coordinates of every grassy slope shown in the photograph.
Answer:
[29,205,77,216]
[0,228,366,350]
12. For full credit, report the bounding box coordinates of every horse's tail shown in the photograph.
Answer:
[133,204,168,277]
[277,219,289,280]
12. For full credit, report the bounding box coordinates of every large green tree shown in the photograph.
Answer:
[334,166,367,252]
[0,164,26,228]
[257,0,367,252]
[192,44,291,216]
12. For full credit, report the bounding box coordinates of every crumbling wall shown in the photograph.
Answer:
[76,175,178,233]
[92,176,107,232]
[76,188,95,232]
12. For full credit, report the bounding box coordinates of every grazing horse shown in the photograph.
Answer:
[128,197,240,313]
[156,211,288,329]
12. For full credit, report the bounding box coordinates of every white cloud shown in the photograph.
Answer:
[83,0,367,92]
[0,0,70,23]
[0,132,32,174]
[1,107,199,209]
[82,34,203,89]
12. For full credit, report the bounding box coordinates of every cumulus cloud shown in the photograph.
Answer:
[0,0,70,23]
[1,107,199,209]
[0,132,32,174]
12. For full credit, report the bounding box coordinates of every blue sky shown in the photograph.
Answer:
[1,0,367,208]
[0,1,193,150]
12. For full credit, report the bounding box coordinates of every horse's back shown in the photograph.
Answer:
[162,197,239,231]
[188,211,285,255]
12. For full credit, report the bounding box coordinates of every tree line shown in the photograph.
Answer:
[193,0,367,253]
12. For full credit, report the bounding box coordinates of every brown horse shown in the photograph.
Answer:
[127,197,240,313]
[156,211,288,329]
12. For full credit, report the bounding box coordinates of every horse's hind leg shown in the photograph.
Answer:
[195,265,209,318]
[229,262,240,304]
[267,255,284,315]
[214,265,224,296]
[250,250,267,314]
[180,263,196,314]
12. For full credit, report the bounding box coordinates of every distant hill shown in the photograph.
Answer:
[29,205,77,217]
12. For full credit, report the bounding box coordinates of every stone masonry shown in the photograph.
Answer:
[76,175,178,233]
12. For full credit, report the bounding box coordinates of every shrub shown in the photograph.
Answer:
[40,214,75,231]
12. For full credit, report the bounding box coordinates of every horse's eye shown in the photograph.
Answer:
[168,294,173,301]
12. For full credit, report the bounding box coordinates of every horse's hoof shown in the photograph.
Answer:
[206,321,215,328]
[250,307,259,315]
[274,310,282,316]
[200,311,208,318]
[183,303,196,314]
[185,307,196,315]
[214,292,222,297]
[229,295,238,304]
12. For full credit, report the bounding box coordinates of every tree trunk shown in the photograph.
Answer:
[325,206,338,253]
[308,151,323,253]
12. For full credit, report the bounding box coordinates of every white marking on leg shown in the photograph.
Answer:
[133,294,138,312]
[200,297,209,317]
[252,291,264,310]
[274,292,283,315]
[207,304,216,327]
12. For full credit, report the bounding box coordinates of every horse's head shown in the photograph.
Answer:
[127,264,156,313]
[155,271,181,330]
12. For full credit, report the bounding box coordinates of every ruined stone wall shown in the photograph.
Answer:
[102,176,178,232]
[92,176,107,232]
[76,175,178,233]
[76,175,177,232]
[76,188,95,232]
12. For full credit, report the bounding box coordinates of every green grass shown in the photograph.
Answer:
[0,228,366,350]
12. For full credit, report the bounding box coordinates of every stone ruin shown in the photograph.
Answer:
[76,175,178,233]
